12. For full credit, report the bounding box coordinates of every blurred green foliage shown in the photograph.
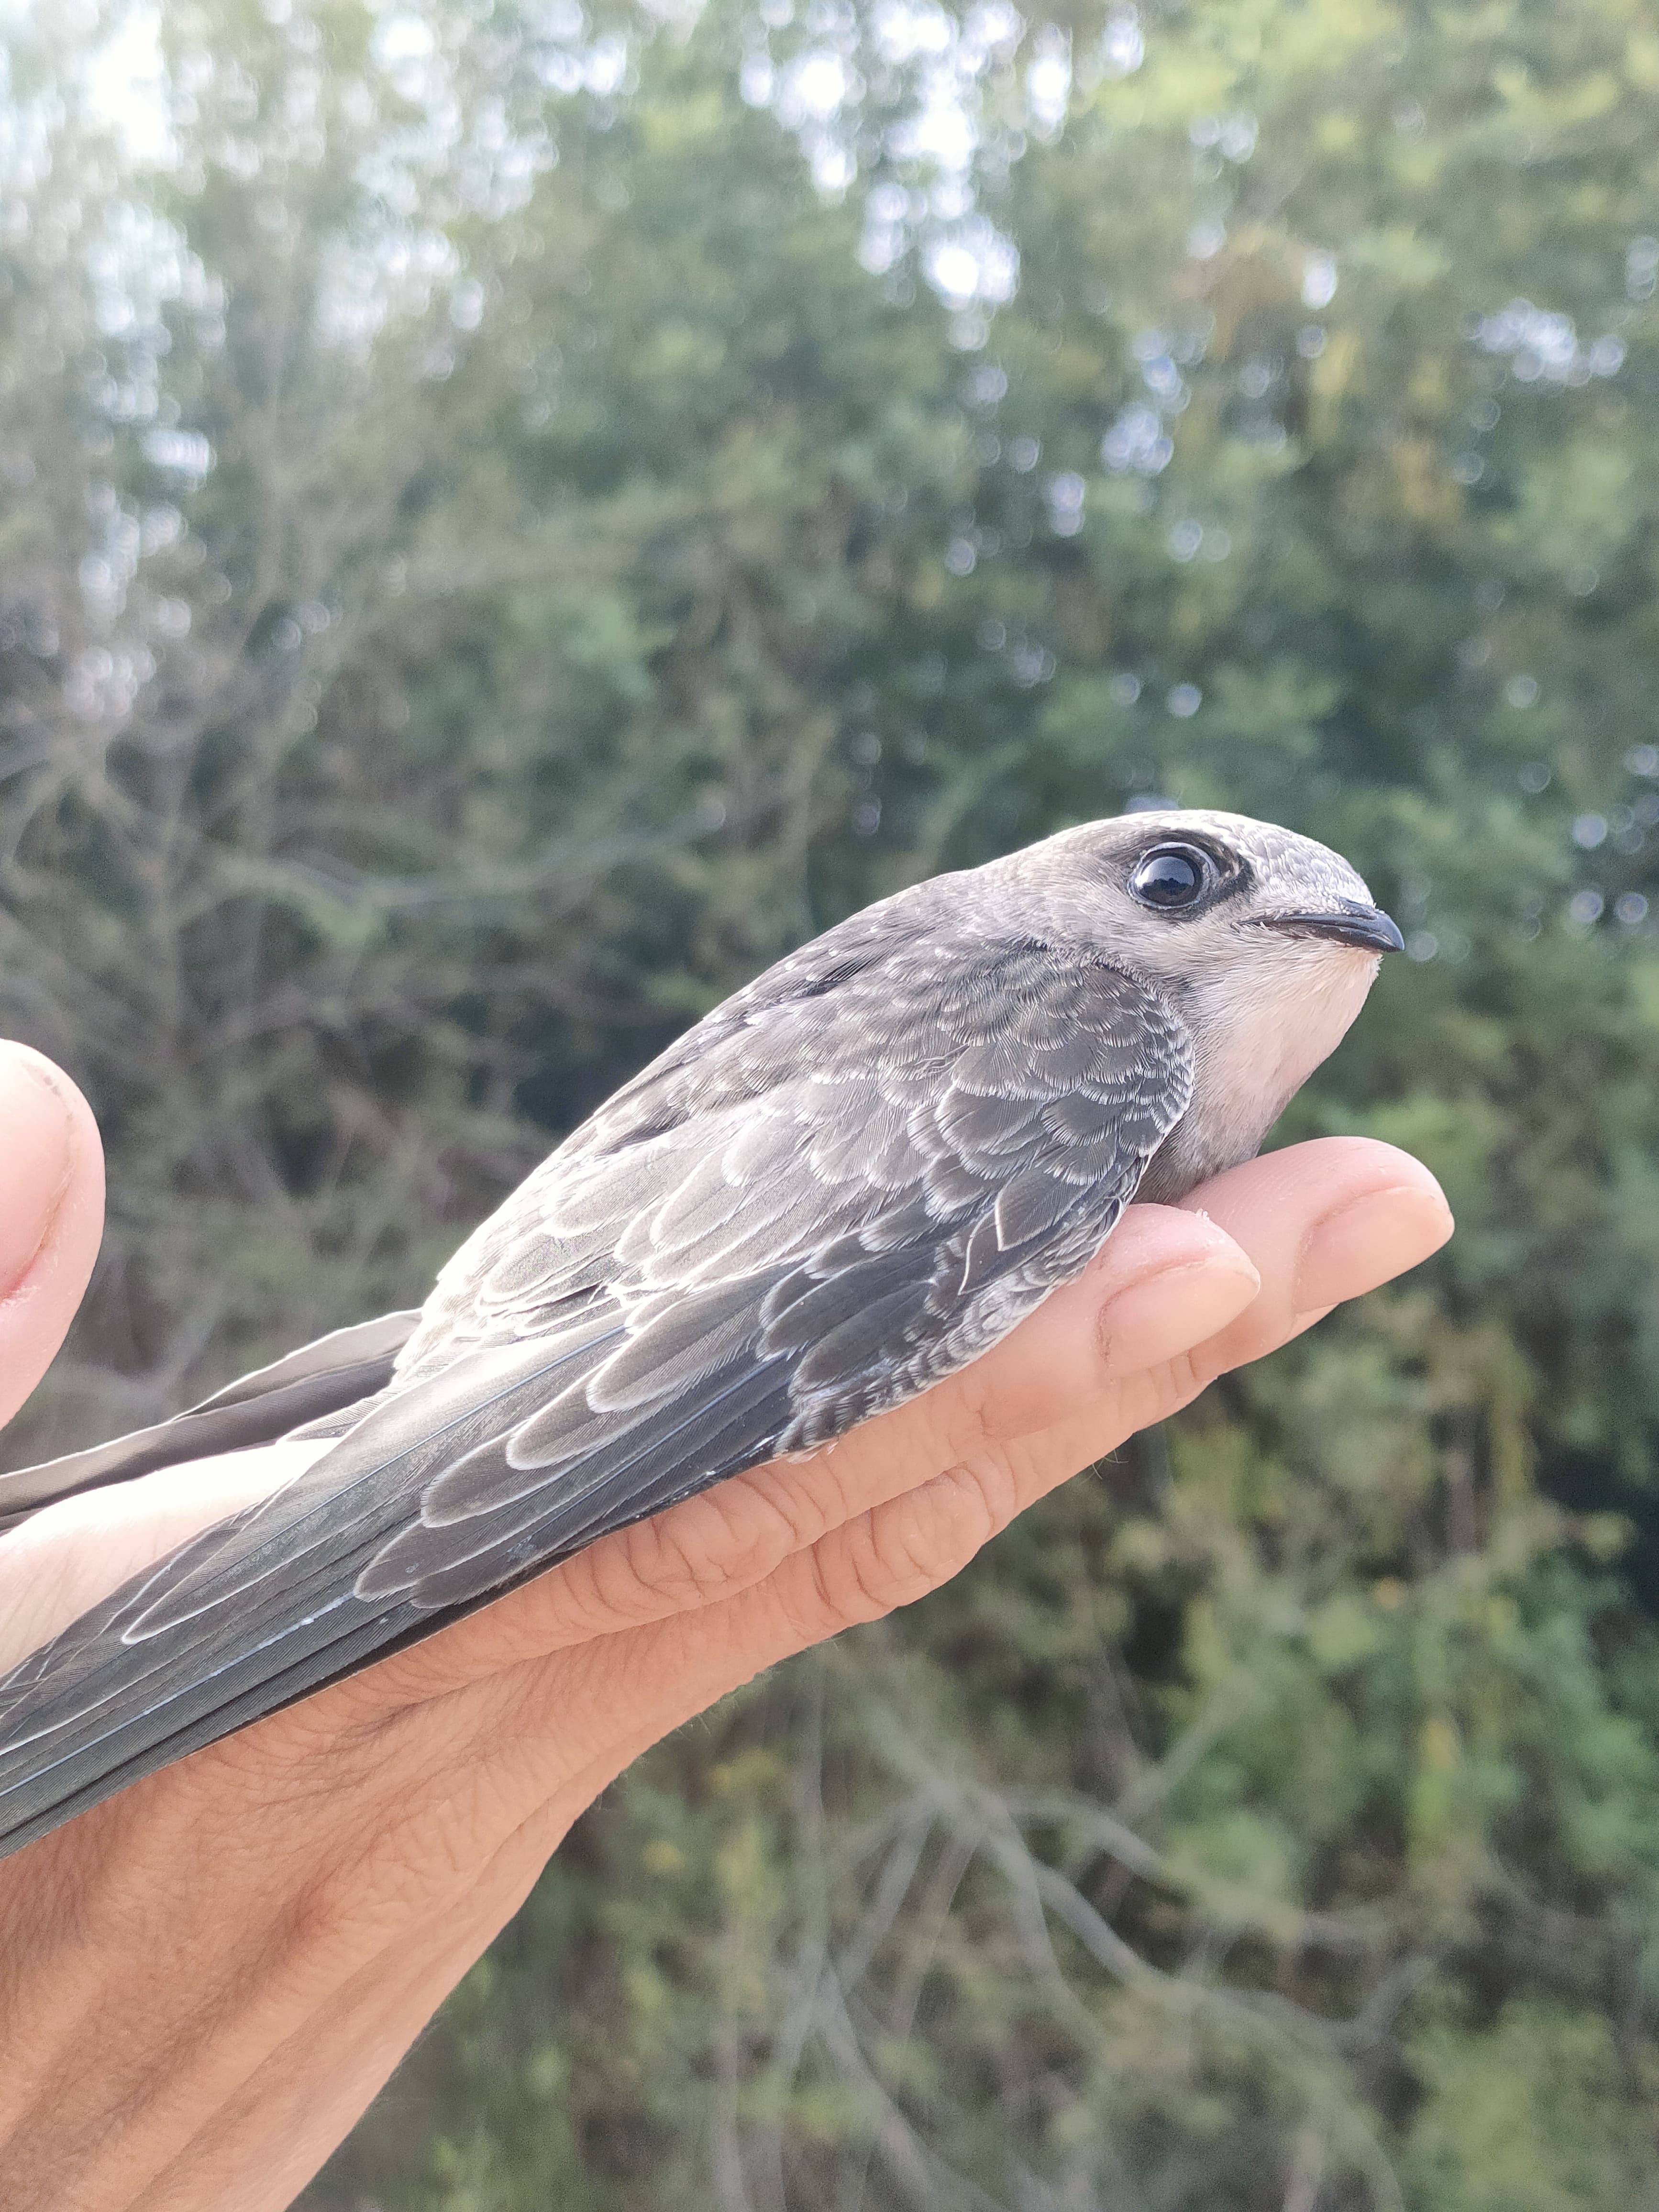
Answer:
[7,0,1659,2201]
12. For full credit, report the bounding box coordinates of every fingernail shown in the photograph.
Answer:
[1294,1185,1453,1316]
[1100,1252,1262,1379]
[0,1044,76,1291]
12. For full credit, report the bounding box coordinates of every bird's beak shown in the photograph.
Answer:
[1257,900,1406,955]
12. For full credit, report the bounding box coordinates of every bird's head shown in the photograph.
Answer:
[1002,807,1404,1191]
[1020,805,1401,978]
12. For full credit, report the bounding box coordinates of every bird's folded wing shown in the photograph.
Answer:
[0,931,1193,1858]
[0,1311,422,1532]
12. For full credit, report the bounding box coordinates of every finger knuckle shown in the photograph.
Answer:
[597,1485,787,1614]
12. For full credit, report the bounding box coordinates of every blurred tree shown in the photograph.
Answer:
[6,0,1659,2204]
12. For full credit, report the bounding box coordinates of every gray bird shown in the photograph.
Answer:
[0,808,1402,1859]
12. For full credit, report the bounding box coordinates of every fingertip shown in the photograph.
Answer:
[1097,1244,1262,1378]
[0,1049,76,1277]
[1089,1207,1263,1381]
[1309,1134,1452,1219]
[1294,1180,1453,1315]
[0,1044,104,1426]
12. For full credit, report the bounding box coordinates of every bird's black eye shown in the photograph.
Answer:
[1130,844,1210,910]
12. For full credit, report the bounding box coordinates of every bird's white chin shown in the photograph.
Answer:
[1144,945,1382,1202]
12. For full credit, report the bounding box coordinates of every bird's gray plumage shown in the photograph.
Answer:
[0,1310,422,1534]
[0,809,1398,1858]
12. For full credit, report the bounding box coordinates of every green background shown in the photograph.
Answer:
[6,0,1659,2201]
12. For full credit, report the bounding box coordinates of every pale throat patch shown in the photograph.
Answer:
[1178,939,1382,1180]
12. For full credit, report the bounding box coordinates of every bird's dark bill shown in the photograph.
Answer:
[1260,904,1405,955]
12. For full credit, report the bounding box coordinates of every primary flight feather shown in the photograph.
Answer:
[0,809,1402,1858]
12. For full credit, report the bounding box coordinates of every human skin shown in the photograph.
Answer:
[0,1040,1452,2212]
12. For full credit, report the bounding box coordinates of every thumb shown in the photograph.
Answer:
[0,1045,105,1430]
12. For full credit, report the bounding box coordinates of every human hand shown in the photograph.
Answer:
[0,1092,1449,2212]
